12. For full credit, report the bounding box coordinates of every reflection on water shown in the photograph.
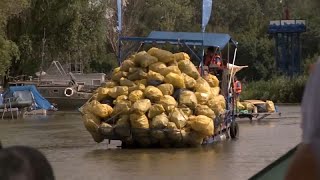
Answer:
[0,106,301,180]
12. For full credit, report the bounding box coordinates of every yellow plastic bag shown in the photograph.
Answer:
[207,95,226,116]
[173,52,190,62]
[90,132,105,143]
[182,73,196,89]
[210,87,220,97]
[161,66,182,76]
[179,90,198,109]
[237,101,246,110]
[134,51,158,67]
[111,70,124,82]
[151,113,169,129]
[178,60,200,79]
[120,77,136,87]
[167,122,177,129]
[82,113,104,143]
[242,102,255,111]
[114,115,130,137]
[144,86,163,102]
[147,70,165,82]
[127,69,148,81]
[128,90,144,102]
[132,99,152,114]
[188,115,214,136]
[266,100,275,112]
[113,67,120,73]
[120,59,135,72]
[195,77,211,94]
[113,95,128,104]
[168,129,188,143]
[148,104,165,119]
[179,106,193,116]
[195,105,216,119]
[130,113,149,129]
[82,112,101,133]
[80,101,92,114]
[157,83,174,96]
[108,86,129,98]
[204,74,219,87]
[186,131,206,146]
[101,122,112,128]
[116,115,129,126]
[195,92,210,105]
[96,87,110,101]
[128,67,145,73]
[149,62,167,73]
[128,84,146,93]
[169,108,188,129]
[90,100,113,118]
[167,60,178,66]
[102,81,118,88]
[112,100,131,116]
[147,47,175,63]
[134,79,147,86]
[158,95,178,113]
[164,72,185,89]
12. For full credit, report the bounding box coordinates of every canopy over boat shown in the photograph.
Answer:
[144,31,238,49]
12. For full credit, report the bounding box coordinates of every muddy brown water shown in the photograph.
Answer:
[0,106,301,180]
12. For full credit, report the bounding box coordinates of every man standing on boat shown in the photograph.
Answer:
[204,47,224,80]
[233,76,242,101]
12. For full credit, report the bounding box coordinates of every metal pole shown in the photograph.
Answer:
[118,34,122,66]
[201,30,205,76]
[117,0,122,66]
[39,28,46,82]
[227,42,230,63]
[228,47,238,92]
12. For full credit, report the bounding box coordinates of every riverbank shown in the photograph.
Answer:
[241,76,307,103]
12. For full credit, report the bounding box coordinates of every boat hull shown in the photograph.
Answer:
[45,97,88,110]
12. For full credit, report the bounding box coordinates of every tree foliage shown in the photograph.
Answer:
[0,0,319,81]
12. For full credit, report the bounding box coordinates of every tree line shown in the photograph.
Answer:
[0,0,319,81]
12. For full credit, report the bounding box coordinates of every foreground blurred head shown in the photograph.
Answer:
[286,58,320,180]
[0,145,54,180]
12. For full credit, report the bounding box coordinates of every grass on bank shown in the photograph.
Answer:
[240,76,308,103]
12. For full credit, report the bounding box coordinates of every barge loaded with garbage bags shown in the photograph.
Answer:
[80,31,243,148]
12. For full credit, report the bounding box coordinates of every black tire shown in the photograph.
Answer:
[230,121,239,139]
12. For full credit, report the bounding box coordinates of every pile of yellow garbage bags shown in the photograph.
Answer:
[236,100,275,113]
[80,47,226,147]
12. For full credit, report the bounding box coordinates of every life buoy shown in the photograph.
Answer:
[64,88,74,97]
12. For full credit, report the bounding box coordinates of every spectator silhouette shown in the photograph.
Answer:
[0,143,54,180]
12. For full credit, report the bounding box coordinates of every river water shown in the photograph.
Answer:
[0,106,301,180]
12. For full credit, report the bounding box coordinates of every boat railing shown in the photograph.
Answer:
[1,97,18,120]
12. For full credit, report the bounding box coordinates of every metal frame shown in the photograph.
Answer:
[268,19,306,76]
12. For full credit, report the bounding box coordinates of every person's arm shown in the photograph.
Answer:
[285,144,318,180]
[286,60,320,180]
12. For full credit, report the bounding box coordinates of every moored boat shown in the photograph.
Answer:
[7,61,106,110]
[0,85,56,119]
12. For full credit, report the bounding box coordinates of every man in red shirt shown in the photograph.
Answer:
[204,47,224,80]
[204,47,222,67]
[233,76,242,101]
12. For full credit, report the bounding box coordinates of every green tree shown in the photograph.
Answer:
[0,0,29,75]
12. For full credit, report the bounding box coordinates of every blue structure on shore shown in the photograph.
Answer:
[268,20,306,76]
